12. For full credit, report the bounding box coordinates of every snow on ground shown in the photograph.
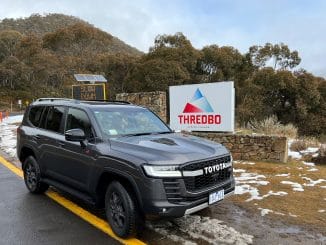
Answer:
[302,177,326,187]
[287,139,302,159]
[287,139,321,162]
[275,173,290,177]
[234,171,269,202]
[303,161,315,167]
[280,181,304,192]
[233,169,290,202]
[307,168,318,172]
[148,215,253,245]
[233,168,246,173]
[236,161,255,165]
[0,115,23,158]
[300,147,319,155]
[258,208,285,217]
[318,210,325,213]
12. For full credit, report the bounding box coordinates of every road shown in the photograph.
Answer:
[0,162,120,245]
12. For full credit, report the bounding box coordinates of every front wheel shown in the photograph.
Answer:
[23,156,49,194]
[105,181,142,238]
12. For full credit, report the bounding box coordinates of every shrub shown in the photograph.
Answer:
[290,140,307,152]
[312,145,326,165]
[247,115,298,138]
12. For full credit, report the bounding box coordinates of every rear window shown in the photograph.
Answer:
[29,106,44,127]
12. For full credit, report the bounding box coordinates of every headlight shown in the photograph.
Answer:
[143,165,182,177]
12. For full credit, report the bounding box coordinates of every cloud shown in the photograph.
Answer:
[0,0,325,77]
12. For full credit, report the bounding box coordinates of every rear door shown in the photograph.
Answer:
[38,106,67,181]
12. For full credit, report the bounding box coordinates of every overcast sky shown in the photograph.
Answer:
[1,0,325,77]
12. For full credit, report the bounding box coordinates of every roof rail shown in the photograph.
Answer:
[81,100,132,104]
[36,98,77,102]
[35,98,131,105]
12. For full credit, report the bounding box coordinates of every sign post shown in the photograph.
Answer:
[169,81,235,132]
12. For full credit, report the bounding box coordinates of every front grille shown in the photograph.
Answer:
[181,155,232,191]
[184,168,231,191]
[181,155,231,171]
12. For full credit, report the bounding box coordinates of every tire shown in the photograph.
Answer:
[23,156,49,194]
[105,181,142,238]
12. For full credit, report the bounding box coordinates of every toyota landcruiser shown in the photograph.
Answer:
[17,98,235,238]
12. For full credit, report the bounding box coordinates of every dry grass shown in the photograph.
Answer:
[231,160,326,231]
[238,115,298,138]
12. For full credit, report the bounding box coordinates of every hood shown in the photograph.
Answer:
[110,133,229,165]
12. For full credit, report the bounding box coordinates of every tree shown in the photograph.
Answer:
[148,32,199,78]
[249,43,301,70]
[198,45,244,82]
[0,30,23,61]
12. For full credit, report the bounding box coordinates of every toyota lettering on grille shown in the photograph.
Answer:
[204,161,232,175]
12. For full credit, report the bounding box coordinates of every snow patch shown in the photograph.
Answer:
[258,208,272,216]
[235,161,255,165]
[235,173,279,201]
[301,147,319,154]
[281,181,304,192]
[303,161,315,167]
[233,168,246,173]
[288,139,302,159]
[318,210,325,213]
[2,115,23,124]
[289,213,298,218]
[0,115,23,157]
[307,168,318,172]
[302,177,326,187]
[258,208,285,217]
[275,173,290,177]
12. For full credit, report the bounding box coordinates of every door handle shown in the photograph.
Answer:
[58,142,65,147]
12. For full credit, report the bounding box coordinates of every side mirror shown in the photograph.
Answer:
[65,128,86,142]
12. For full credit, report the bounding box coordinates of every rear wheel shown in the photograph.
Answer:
[105,181,142,238]
[23,156,49,194]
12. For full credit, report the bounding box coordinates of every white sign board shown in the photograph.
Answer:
[169,82,235,132]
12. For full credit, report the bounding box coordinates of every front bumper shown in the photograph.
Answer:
[140,176,235,219]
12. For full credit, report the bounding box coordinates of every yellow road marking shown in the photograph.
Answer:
[0,155,146,245]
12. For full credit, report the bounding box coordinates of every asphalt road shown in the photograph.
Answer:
[0,163,120,245]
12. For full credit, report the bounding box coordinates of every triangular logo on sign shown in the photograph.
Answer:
[182,88,214,113]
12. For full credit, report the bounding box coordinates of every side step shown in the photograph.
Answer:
[43,178,96,206]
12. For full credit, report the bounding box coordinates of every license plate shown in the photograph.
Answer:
[209,189,224,205]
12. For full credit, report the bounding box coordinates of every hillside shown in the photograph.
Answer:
[0,13,142,56]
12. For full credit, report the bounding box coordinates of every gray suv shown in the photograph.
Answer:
[17,98,235,238]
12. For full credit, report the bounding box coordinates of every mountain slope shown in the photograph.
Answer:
[0,13,142,56]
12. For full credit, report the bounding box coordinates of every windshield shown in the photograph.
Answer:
[92,107,171,137]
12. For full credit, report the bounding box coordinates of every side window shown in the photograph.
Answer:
[66,108,93,139]
[29,106,44,127]
[39,106,49,129]
[45,106,65,133]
